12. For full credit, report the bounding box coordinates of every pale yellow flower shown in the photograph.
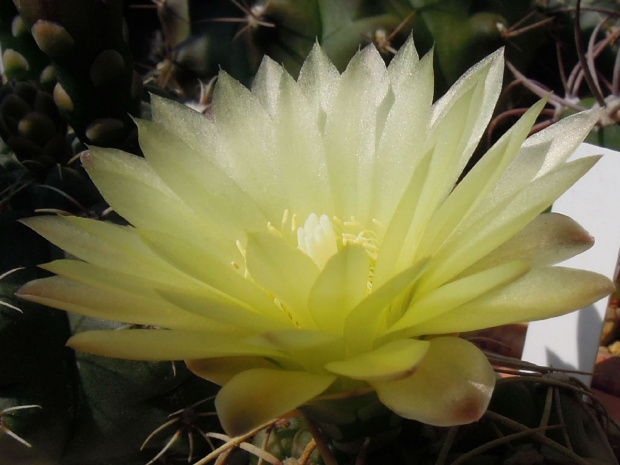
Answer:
[18,38,613,436]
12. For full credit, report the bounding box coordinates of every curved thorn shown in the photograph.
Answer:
[575,0,606,106]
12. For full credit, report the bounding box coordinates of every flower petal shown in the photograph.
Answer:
[371,337,495,426]
[345,259,429,353]
[159,288,294,332]
[215,368,336,436]
[17,276,222,331]
[297,41,340,122]
[40,259,184,297]
[187,357,281,386]
[407,267,615,335]
[390,260,529,332]
[138,229,280,319]
[20,215,182,283]
[136,118,269,244]
[420,156,600,292]
[371,50,433,226]
[430,47,503,151]
[326,338,429,382]
[245,232,320,328]
[308,244,369,334]
[212,71,286,223]
[380,49,504,276]
[245,329,344,375]
[472,109,601,222]
[82,147,207,238]
[387,49,502,268]
[414,48,504,229]
[373,151,433,288]
[68,329,283,361]
[419,99,546,254]
[386,35,420,88]
[150,93,215,154]
[245,329,341,351]
[273,71,334,219]
[252,55,284,118]
[462,212,594,275]
[323,44,388,222]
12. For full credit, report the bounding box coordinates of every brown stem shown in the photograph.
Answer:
[301,412,339,465]
[575,0,606,106]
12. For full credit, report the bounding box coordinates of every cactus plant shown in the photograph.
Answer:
[13,0,142,152]
[0,0,52,84]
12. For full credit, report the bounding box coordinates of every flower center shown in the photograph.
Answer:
[265,211,382,289]
[297,213,338,268]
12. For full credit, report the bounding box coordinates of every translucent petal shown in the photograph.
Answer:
[418,99,546,254]
[419,156,600,292]
[370,51,434,226]
[82,147,235,266]
[17,276,230,331]
[377,53,502,282]
[407,267,615,336]
[471,110,601,223]
[386,35,419,89]
[462,213,594,276]
[245,329,341,351]
[82,147,206,236]
[151,93,283,228]
[68,329,283,361]
[273,71,333,219]
[39,259,194,299]
[137,229,280,318]
[187,357,280,386]
[252,55,284,117]
[345,259,429,353]
[422,48,503,196]
[387,51,503,274]
[326,338,429,382]
[159,288,294,332]
[20,215,183,284]
[156,82,285,224]
[245,232,319,328]
[136,118,269,244]
[297,42,340,121]
[373,151,432,287]
[518,109,601,180]
[390,261,529,332]
[430,47,503,135]
[215,368,336,436]
[212,71,286,223]
[150,93,217,154]
[371,337,495,426]
[323,45,388,222]
[308,245,369,334]
[246,329,344,375]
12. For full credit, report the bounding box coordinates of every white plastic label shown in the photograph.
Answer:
[522,142,620,384]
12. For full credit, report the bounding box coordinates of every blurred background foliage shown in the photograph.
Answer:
[2,0,620,464]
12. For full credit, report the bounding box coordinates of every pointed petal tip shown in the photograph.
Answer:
[372,337,495,426]
[79,145,120,171]
[256,52,283,74]
[14,282,32,301]
[215,368,336,436]
[147,91,167,111]
[80,149,94,169]
[487,46,505,63]
[15,277,52,302]
[307,39,327,60]
[65,331,92,352]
